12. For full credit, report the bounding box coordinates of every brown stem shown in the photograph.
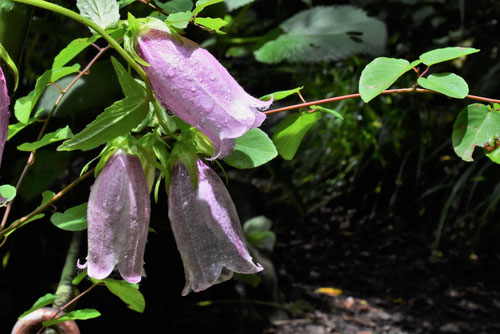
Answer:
[264,88,500,115]
[0,168,95,240]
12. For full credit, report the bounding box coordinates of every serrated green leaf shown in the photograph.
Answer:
[14,65,80,124]
[419,47,480,66]
[255,6,386,64]
[0,43,19,91]
[18,294,58,319]
[43,309,101,327]
[359,57,415,103]
[110,57,145,98]
[52,35,100,69]
[166,11,193,29]
[452,104,500,161]
[312,105,343,120]
[272,112,321,160]
[155,0,193,12]
[194,17,228,33]
[50,202,87,231]
[101,278,145,313]
[260,86,303,102]
[76,0,120,31]
[57,96,149,151]
[193,0,224,15]
[17,126,74,151]
[417,73,468,99]
[0,184,16,204]
[225,0,254,11]
[224,128,277,169]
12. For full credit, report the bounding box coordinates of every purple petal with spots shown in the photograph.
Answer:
[78,150,151,283]
[135,28,272,159]
[0,66,10,167]
[168,160,263,296]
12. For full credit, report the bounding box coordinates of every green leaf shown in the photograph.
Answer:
[260,86,303,102]
[224,128,277,169]
[43,309,101,327]
[57,96,149,151]
[193,0,224,16]
[100,278,145,313]
[243,216,275,251]
[0,184,16,204]
[52,36,100,69]
[155,0,193,13]
[359,57,418,103]
[417,73,468,99]
[110,57,145,98]
[7,118,36,141]
[272,111,321,160]
[452,104,500,161]
[166,11,193,29]
[419,47,480,66]
[76,0,120,31]
[0,42,19,90]
[485,147,500,164]
[0,0,14,11]
[72,270,88,285]
[18,293,58,319]
[194,17,228,33]
[17,126,74,151]
[50,202,88,231]
[225,0,254,11]
[14,65,80,124]
[254,6,386,64]
[312,105,343,120]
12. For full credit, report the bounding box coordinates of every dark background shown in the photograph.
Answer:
[1,0,500,333]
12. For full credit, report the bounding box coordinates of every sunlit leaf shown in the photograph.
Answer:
[50,202,88,231]
[18,294,58,319]
[417,73,468,99]
[0,184,16,204]
[166,11,193,29]
[52,35,100,69]
[76,0,120,31]
[194,17,228,33]
[272,111,321,160]
[43,309,101,327]
[98,278,145,313]
[224,128,277,169]
[17,126,74,151]
[452,104,500,161]
[225,0,254,11]
[154,0,193,12]
[193,0,224,16]
[260,86,303,102]
[359,58,419,102]
[419,47,480,66]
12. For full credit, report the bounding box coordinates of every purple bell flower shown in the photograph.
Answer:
[78,150,151,283]
[134,27,272,159]
[168,159,263,296]
[0,65,10,167]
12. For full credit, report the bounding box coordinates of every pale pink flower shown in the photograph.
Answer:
[0,65,10,167]
[135,27,272,159]
[168,159,263,295]
[78,150,151,283]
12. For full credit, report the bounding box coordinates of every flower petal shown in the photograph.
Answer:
[84,150,150,283]
[168,160,262,295]
[135,28,271,159]
[0,66,10,167]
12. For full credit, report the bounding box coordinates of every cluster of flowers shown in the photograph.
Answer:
[78,23,270,294]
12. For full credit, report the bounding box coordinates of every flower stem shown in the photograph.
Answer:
[265,88,500,114]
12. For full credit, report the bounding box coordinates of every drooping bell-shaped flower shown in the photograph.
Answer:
[134,25,272,159]
[168,159,263,295]
[0,65,10,167]
[78,150,151,283]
